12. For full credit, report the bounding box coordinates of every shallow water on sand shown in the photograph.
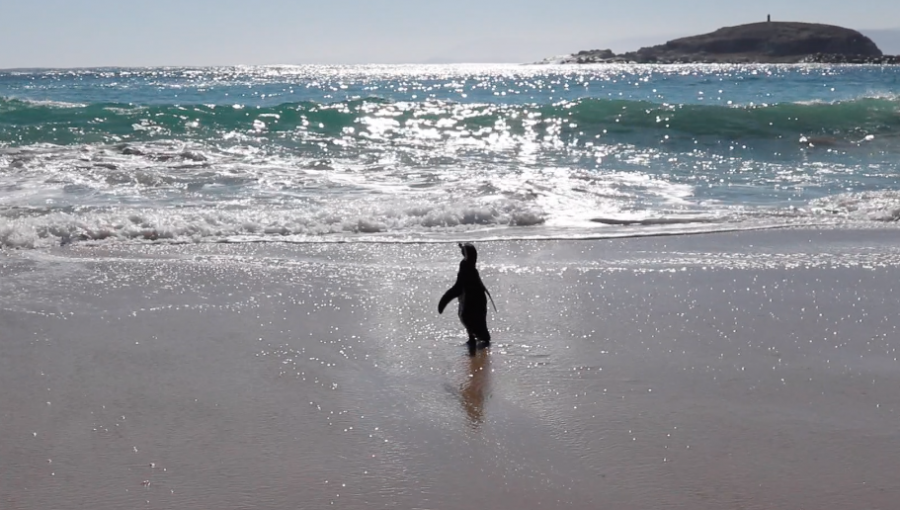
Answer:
[3,228,900,508]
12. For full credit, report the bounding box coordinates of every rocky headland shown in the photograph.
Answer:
[547,21,900,64]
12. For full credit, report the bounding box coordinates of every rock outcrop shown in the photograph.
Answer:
[550,21,897,64]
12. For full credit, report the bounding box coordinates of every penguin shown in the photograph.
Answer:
[438,242,497,348]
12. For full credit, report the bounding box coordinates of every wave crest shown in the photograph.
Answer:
[0,198,548,248]
[2,95,899,148]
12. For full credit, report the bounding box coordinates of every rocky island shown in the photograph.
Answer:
[549,21,900,64]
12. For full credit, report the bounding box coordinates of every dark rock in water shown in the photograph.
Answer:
[120,146,145,156]
[576,49,615,59]
[654,22,881,60]
[548,21,898,65]
[800,53,900,64]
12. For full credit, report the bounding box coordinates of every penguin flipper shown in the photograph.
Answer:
[484,286,498,313]
[438,286,461,314]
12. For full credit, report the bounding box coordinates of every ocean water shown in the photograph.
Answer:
[1,63,900,248]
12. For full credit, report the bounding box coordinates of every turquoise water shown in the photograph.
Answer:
[1,64,900,247]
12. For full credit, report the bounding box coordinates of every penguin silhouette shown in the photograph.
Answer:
[438,243,497,349]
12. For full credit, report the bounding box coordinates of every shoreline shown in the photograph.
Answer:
[541,53,900,65]
[7,220,900,251]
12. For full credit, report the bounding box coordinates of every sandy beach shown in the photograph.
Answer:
[3,227,900,509]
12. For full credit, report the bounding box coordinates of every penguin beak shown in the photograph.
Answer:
[458,242,467,259]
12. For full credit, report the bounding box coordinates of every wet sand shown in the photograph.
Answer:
[3,228,900,509]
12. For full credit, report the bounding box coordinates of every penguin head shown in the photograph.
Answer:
[458,242,477,264]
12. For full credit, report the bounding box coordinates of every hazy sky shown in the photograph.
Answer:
[2,0,899,67]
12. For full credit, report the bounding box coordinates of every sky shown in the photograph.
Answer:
[1,0,899,68]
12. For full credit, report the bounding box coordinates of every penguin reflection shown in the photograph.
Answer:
[460,349,492,428]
